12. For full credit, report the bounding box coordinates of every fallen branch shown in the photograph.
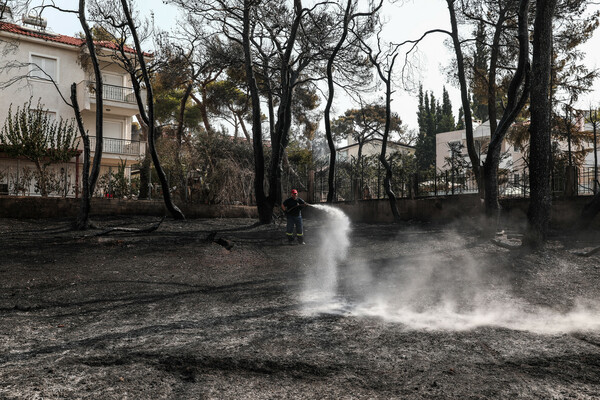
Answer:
[574,246,600,257]
[207,231,234,250]
[95,217,166,236]
[490,238,521,250]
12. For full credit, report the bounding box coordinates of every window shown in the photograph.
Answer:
[30,54,57,82]
[104,120,124,139]
[103,120,125,154]
[102,73,125,101]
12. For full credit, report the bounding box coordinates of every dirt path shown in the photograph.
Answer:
[1,215,600,399]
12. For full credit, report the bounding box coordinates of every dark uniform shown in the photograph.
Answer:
[282,194,306,244]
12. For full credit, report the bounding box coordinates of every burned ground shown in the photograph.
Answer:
[1,214,600,399]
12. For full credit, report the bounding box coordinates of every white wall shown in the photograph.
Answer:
[0,36,85,125]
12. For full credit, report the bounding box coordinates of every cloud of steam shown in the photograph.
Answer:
[303,215,600,334]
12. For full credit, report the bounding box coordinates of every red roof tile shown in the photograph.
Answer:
[0,21,84,46]
[0,21,152,57]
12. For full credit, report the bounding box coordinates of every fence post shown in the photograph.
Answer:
[523,168,526,197]
[377,161,381,199]
[413,172,418,198]
[308,169,315,203]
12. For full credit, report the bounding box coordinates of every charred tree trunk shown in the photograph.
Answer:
[375,56,400,220]
[137,116,151,199]
[525,0,557,246]
[120,0,184,220]
[323,1,382,203]
[71,83,92,230]
[483,0,531,218]
[379,80,400,221]
[74,0,103,230]
[447,0,482,195]
[199,86,213,135]
[243,0,270,223]
[580,191,600,228]
[176,83,193,203]
[267,0,303,212]
[323,1,352,203]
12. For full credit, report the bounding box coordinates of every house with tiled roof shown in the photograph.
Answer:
[0,12,146,197]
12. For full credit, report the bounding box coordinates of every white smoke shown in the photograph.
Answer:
[301,204,351,308]
[301,213,600,334]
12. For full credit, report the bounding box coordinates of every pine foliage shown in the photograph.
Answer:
[415,85,456,170]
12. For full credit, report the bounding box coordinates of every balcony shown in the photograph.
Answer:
[77,81,145,116]
[91,82,137,104]
[89,136,146,158]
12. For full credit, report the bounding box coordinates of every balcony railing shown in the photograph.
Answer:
[87,81,137,104]
[89,136,145,156]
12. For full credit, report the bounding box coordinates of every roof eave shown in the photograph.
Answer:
[0,30,81,51]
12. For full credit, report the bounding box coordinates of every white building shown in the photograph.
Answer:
[337,136,415,161]
[0,15,146,197]
[435,120,526,172]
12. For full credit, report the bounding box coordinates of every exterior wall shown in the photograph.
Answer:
[338,140,415,161]
[435,130,464,170]
[0,155,78,196]
[0,28,146,194]
[436,122,526,172]
[0,36,85,128]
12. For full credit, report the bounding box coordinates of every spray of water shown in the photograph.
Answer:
[301,211,600,334]
[301,204,351,309]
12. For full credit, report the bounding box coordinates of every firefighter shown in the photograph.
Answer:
[282,189,308,244]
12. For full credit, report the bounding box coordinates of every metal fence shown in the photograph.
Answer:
[0,160,141,199]
[3,156,599,204]
[283,159,600,203]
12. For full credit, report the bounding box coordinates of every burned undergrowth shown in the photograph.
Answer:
[1,215,600,399]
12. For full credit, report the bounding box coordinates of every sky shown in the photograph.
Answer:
[25,0,600,133]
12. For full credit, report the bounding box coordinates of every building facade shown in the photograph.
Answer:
[435,120,526,173]
[0,17,145,197]
[337,137,415,161]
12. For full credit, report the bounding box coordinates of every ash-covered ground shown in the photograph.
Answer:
[1,209,600,399]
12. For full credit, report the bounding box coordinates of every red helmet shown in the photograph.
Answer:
[291,189,298,194]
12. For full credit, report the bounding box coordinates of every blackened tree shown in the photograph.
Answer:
[525,0,558,246]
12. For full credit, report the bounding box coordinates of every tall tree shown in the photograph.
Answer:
[415,85,455,170]
[172,0,332,223]
[355,18,402,220]
[470,20,489,122]
[446,0,482,194]
[482,0,531,217]
[121,0,184,219]
[440,86,456,132]
[153,24,220,202]
[525,0,557,246]
[323,0,382,203]
[91,0,185,219]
